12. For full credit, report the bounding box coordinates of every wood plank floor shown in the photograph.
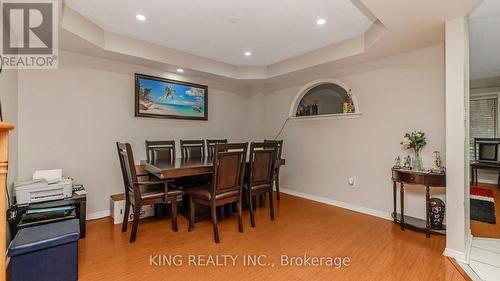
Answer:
[471,183,500,239]
[79,193,466,281]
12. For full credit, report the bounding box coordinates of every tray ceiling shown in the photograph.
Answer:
[65,0,374,66]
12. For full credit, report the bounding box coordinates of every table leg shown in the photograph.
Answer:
[393,181,397,222]
[400,182,405,231]
[425,186,430,238]
[79,200,87,238]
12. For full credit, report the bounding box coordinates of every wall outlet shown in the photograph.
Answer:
[348,177,355,187]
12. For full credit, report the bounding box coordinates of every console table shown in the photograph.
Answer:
[391,168,446,237]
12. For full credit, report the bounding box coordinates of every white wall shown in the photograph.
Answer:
[17,51,257,216]
[0,69,18,199]
[15,45,448,226]
[259,45,446,220]
[444,17,470,262]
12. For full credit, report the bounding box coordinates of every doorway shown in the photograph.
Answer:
[469,0,500,239]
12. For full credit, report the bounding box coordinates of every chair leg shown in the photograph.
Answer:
[122,197,130,232]
[252,196,257,210]
[249,192,256,228]
[269,190,275,221]
[259,194,264,207]
[497,170,500,189]
[275,171,281,201]
[130,204,141,243]
[220,205,225,220]
[211,205,220,243]
[188,197,195,232]
[171,199,178,232]
[237,199,243,233]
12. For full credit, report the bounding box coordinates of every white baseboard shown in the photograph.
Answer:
[87,209,110,220]
[444,248,468,263]
[475,179,498,185]
[443,231,472,263]
[279,188,393,221]
[465,230,473,263]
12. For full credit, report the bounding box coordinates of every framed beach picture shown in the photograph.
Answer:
[135,73,208,120]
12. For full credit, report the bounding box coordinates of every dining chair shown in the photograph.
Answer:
[145,140,176,162]
[206,139,228,158]
[246,142,278,227]
[206,139,230,218]
[186,143,248,243]
[180,139,205,160]
[264,139,283,200]
[116,142,182,243]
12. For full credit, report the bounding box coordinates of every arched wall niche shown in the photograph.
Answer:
[289,79,361,119]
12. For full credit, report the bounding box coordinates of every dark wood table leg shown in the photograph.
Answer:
[400,182,405,231]
[393,181,397,222]
[79,199,87,238]
[425,186,430,238]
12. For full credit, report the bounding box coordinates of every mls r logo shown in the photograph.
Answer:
[2,2,53,55]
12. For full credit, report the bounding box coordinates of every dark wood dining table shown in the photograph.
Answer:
[140,157,285,180]
[140,156,285,221]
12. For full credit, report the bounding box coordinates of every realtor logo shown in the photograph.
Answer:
[1,0,58,69]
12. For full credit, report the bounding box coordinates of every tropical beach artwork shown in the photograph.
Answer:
[135,74,208,120]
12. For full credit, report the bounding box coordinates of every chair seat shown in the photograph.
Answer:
[185,185,239,200]
[245,183,272,192]
[129,184,182,200]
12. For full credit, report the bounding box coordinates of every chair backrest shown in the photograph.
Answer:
[206,139,228,158]
[116,142,138,195]
[264,139,283,160]
[474,138,500,162]
[248,142,278,188]
[180,139,205,160]
[211,143,248,199]
[145,140,175,162]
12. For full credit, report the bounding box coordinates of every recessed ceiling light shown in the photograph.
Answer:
[136,14,146,21]
[316,18,326,25]
[244,51,252,56]
[176,68,184,73]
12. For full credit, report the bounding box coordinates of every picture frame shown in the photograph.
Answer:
[135,73,208,120]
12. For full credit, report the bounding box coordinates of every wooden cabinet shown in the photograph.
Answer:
[0,122,14,281]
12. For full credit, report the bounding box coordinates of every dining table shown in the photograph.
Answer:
[140,156,285,221]
[141,157,285,180]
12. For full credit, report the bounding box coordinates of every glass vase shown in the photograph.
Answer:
[411,151,423,171]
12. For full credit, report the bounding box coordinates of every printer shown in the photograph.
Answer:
[14,169,73,205]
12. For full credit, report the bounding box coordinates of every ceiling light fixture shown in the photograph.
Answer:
[136,14,146,21]
[316,18,326,25]
[244,51,252,56]
[176,68,184,73]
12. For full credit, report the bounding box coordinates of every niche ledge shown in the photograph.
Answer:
[290,112,362,120]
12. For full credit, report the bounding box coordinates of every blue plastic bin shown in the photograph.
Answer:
[8,219,80,281]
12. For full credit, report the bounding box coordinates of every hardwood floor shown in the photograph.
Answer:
[470,183,500,239]
[79,193,465,281]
